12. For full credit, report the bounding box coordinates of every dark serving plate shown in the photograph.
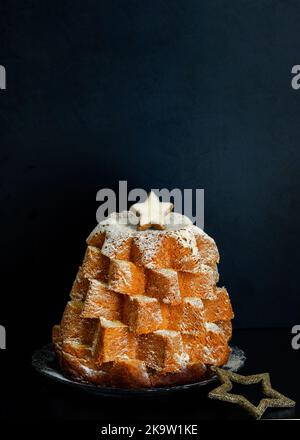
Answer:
[32,344,246,397]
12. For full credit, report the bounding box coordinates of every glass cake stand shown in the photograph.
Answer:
[32,344,246,397]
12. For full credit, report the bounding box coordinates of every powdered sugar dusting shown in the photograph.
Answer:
[130,295,158,303]
[59,209,236,385]
[155,330,179,337]
[174,351,190,367]
[205,322,222,333]
[184,297,204,308]
[100,318,126,328]
[156,268,177,276]
[133,231,165,268]
[86,211,218,271]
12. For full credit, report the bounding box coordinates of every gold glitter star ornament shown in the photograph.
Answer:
[130,191,173,230]
[208,367,296,419]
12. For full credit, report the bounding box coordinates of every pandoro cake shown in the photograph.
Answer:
[52,193,234,387]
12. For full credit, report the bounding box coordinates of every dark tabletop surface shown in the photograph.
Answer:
[0,328,299,421]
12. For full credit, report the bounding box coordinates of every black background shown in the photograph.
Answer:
[1,0,300,354]
[1,0,300,424]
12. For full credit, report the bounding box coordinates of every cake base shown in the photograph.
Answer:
[32,344,246,397]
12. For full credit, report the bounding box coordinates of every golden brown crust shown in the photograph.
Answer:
[215,320,233,341]
[203,287,234,322]
[60,352,111,385]
[108,260,145,295]
[93,319,136,365]
[53,220,234,388]
[178,266,218,300]
[182,332,206,363]
[150,362,207,387]
[60,301,98,344]
[81,280,123,320]
[123,295,163,334]
[204,328,231,366]
[70,267,90,301]
[145,268,181,304]
[137,331,186,373]
[82,246,110,282]
[168,298,205,333]
[110,358,151,388]
[86,230,106,249]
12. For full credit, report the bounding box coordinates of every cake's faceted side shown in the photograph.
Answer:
[53,211,234,387]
